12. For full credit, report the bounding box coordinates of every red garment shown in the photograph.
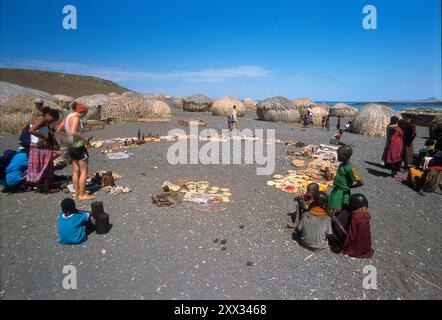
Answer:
[385,126,404,164]
[341,210,374,259]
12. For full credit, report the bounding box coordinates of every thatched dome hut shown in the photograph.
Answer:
[108,92,118,97]
[142,93,166,101]
[101,96,143,122]
[330,103,358,118]
[122,91,144,100]
[183,94,212,112]
[168,96,186,109]
[293,98,316,117]
[243,98,257,110]
[429,115,442,139]
[256,96,301,123]
[211,96,245,117]
[0,93,62,133]
[0,81,52,105]
[311,106,329,127]
[75,94,109,120]
[139,99,172,118]
[54,94,74,110]
[351,104,402,138]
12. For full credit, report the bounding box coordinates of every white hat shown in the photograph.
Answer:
[34,98,44,104]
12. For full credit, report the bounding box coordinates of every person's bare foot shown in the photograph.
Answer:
[78,195,96,201]
[286,223,299,229]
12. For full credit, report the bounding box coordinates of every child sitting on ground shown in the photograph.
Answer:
[296,192,333,252]
[58,198,91,245]
[286,182,319,229]
[329,129,345,146]
[329,194,374,259]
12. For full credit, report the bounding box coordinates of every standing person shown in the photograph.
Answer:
[401,119,417,169]
[382,116,399,164]
[321,115,327,129]
[57,103,95,201]
[328,145,364,213]
[336,116,341,130]
[231,105,239,130]
[385,121,405,177]
[27,107,60,193]
[325,114,330,131]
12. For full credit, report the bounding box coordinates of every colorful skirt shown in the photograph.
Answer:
[26,147,53,183]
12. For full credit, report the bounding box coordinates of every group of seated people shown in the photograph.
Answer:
[289,182,373,258]
[287,145,373,259]
[409,135,442,195]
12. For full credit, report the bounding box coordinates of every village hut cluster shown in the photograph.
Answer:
[0,80,439,140]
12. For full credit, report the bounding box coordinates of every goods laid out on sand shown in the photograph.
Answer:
[211,96,245,117]
[267,144,339,194]
[351,104,402,138]
[178,119,207,127]
[256,96,301,123]
[152,180,232,211]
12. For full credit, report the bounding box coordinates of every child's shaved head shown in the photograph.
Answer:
[61,198,76,215]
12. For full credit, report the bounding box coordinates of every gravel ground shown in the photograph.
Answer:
[0,110,441,300]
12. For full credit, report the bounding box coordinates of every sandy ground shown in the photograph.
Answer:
[0,110,441,300]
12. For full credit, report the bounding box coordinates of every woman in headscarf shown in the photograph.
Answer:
[27,107,60,193]
[57,103,95,201]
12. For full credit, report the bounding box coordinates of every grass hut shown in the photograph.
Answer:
[211,96,245,117]
[293,98,316,117]
[256,96,300,123]
[122,91,144,100]
[243,98,257,110]
[183,94,212,112]
[168,96,186,109]
[75,94,110,120]
[351,104,402,138]
[330,103,358,118]
[108,92,118,97]
[429,115,442,139]
[54,94,74,110]
[101,95,143,122]
[0,93,61,133]
[311,106,329,127]
[142,93,166,101]
[139,99,172,118]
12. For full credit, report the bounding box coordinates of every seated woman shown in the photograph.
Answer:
[1,147,29,191]
[329,194,374,259]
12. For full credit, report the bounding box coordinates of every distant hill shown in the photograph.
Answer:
[0,68,129,98]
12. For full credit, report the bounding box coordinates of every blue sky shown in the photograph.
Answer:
[0,0,441,101]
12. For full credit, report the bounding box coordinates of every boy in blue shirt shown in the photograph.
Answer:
[58,198,90,245]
